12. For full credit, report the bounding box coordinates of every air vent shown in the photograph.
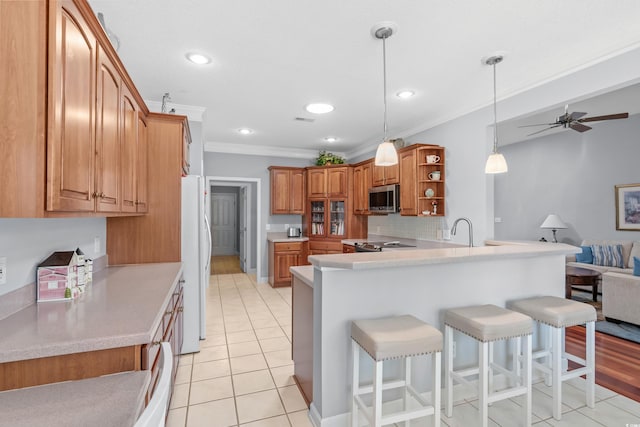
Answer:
[294,117,315,123]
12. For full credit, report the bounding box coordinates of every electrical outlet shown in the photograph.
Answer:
[442,229,451,240]
[495,217,503,223]
[452,341,456,358]
[94,236,101,254]
[0,257,7,285]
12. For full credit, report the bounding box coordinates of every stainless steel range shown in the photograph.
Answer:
[353,241,416,252]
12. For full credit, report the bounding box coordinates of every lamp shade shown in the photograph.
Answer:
[540,214,567,230]
[374,141,398,166]
[484,152,508,174]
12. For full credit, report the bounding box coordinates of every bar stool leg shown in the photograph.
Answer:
[432,352,441,427]
[444,325,453,418]
[522,334,532,427]
[586,321,596,408]
[488,342,494,397]
[479,341,489,427]
[551,326,562,420]
[373,360,383,427]
[404,357,411,427]
[351,339,359,427]
[543,324,552,386]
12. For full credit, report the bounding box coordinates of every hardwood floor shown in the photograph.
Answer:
[210,255,242,275]
[566,325,640,402]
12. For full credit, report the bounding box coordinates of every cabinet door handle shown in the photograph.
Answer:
[165,310,174,316]
[151,341,162,346]
[178,279,185,284]
[177,307,184,313]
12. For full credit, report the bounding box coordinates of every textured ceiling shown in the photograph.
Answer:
[88,0,640,157]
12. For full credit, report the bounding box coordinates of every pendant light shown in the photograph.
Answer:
[484,55,508,174]
[373,24,398,166]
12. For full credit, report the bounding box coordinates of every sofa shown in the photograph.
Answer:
[566,239,640,325]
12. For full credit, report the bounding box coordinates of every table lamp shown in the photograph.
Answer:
[540,214,567,243]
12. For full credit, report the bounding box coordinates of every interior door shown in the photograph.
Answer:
[239,187,248,272]
[211,193,237,255]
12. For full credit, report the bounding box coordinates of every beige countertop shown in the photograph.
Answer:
[0,371,149,427]
[267,232,309,243]
[309,243,580,270]
[0,262,183,363]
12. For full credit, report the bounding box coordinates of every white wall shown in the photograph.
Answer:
[0,218,106,296]
[495,114,640,244]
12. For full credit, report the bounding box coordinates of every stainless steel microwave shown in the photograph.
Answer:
[368,184,400,213]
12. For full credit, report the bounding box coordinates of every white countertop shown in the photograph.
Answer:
[309,243,580,270]
[0,371,149,427]
[0,262,183,363]
[267,232,309,242]
[290,265,314,287]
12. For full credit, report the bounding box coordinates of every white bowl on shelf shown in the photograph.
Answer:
[422,210,431,215]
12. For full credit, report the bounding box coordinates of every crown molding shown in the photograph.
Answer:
[145,100,206,122]
[205,141,346,160]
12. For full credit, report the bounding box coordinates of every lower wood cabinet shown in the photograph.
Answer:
[142,277,184,403]
[309,240,343,255]
[268,241,309,287]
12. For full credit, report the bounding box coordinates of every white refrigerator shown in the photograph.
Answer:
[181,175,212,354]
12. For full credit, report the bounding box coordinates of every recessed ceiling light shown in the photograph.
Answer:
[305,103,334,114]
[186,52,211,65]
[324,137,338,143]
[238,128,253,135]
[396,90,415,99]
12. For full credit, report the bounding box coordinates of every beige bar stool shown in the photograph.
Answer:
[351,315,442,427]
[510,296,596,420]
[444,304,533,427]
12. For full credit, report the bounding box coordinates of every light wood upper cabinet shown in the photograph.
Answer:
[136,114,149,213]
[269,167,305,215]
[0,0,150,218]
[372,162,399,187]
[120,85,138,213]
[46,0,96,212]
[398,144,446,216]
[353,161,372,214]
[399,149,417,216]
[306,166,348,198]
[0,0,46,217]
[307,168,326,198]
[95,44,121,213]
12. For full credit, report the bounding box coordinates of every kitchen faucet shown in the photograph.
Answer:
[451,217,474,247]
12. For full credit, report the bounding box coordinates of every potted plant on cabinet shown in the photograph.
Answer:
[315,151,345,166]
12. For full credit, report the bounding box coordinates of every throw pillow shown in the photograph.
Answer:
[575,246,593,264]
[591,244,624,268]
[634,256,640,276]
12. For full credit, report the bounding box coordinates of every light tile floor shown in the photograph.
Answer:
[168,273,640,427]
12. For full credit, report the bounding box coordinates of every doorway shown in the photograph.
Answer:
[206,176,261,281]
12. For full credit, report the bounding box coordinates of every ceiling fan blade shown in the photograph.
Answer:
[569,122,591,132]
[518,123,558,128]
[578,113,629,123]
[526,124,562,137]
[568,111,587,121]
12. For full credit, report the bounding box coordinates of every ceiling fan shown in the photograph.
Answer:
[519,104,628,137]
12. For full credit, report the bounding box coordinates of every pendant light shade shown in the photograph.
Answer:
[484,55,508,174]
[373,23,398,166]
[375,141,398,166]
[485,152,508,174]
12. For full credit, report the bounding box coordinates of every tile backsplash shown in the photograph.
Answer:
[368,214,444,241]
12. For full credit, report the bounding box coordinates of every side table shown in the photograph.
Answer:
[565,266,601,302]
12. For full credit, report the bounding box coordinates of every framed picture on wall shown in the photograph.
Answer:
[615,183,640,231]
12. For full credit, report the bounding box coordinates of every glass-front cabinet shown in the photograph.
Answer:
[308,199,346,238]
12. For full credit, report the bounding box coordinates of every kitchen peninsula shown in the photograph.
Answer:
[292,243,578,427]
